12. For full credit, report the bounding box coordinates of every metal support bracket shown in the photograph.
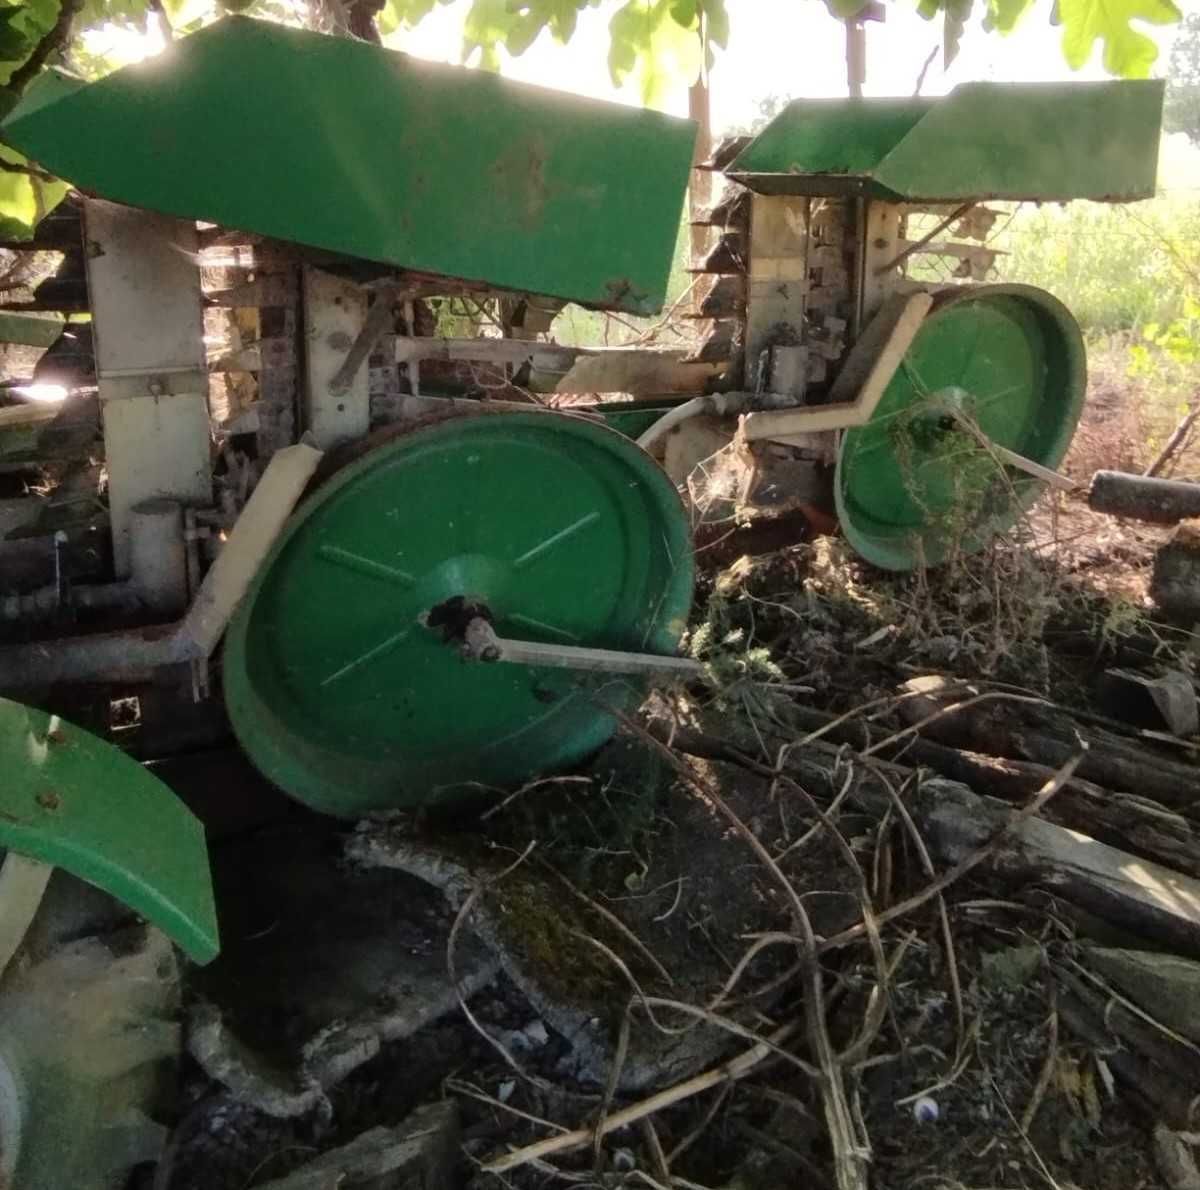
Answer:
[742,291,933,443]
[460,617,703,679]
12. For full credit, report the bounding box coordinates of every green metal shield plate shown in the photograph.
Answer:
[0,698,219,963]
[224,412,694,815]
[0,312,63,348]
[836,285,1085,571]
[1,18,696,316]
[729,81,1163,202]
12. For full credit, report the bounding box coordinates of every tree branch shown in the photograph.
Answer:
[6,0,86,99]
[147,0,174,42]
[0,155,57,184]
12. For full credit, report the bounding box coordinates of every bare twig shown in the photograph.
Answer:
[542,860,675,987]
[872,766,966,1048]
[478,775,592,823]
[860,689,1048,759]
[593,1003,632,1168]
[1020,991,1059,1133]
[819,751,1082,952]
[989,1073,1064,1190]
[666,1084,731,1164]
[0,157,57,183]
[447,841,537,1078]
[639,1117,673,1184]
[481,1021,799,1174]
[618,714,869,1190]
[1145,401,1200,478]
[446,1078,569,1135]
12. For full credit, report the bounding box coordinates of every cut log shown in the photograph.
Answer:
[665,726,1200,957]
[254,1101,458,1190]
[1153,521,1200,624]
[896,678,1200,813]
[771,703,1200,879]
[1089,470,1200,524]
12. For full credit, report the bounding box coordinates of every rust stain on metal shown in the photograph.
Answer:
[35,789,61,812]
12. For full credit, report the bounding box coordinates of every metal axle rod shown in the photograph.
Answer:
[461,617,703,679]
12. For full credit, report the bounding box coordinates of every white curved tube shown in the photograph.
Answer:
[636,393,743,453]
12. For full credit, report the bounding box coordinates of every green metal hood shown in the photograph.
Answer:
[729,80,1164,203]
[1,18,697,315]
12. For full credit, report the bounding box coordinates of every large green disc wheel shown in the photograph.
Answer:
[224,412,694,816]
[836,284,1085,571]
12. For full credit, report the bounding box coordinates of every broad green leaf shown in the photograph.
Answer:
[943,0,972,65]
[79,0,153,26]
[1059,0,1181,77]
[984,0,1034,31]
[608,0,702,105]
[547,0,579,43]
[162,0,213,25]
[915,0,941,20]
[0,0,60,85]
[0,142,68,240]
[462,0,523,67]
[379,0,449,35]
[701,0,729,47]
[827,0,875,16]
[669,0,696,25]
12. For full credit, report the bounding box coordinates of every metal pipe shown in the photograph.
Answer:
[0,444,323,694]
[0,626,190,689]
[2,580,141,623]
[636,392,745,454]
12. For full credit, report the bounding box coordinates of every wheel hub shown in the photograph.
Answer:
[223,413,694,815]
[837,284,1086,571]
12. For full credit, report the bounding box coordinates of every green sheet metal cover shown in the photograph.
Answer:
[0,312,64,348]
[0,697,219,962]
[836,285,1085,571]
[1,18,695,316]
[223,412,694,816]
[729,81,1163,202]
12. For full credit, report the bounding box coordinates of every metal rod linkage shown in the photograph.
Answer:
[460,617,703,679]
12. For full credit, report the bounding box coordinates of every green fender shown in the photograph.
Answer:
[0,697,219,964]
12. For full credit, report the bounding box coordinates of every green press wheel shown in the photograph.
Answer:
[223,412,694,816]
[836,284,1085,571]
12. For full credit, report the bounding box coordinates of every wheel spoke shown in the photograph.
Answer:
[512,511,601,570]
[320,627,411,687]
[317,544,415,587]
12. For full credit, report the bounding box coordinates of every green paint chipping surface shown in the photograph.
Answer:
[730,81,1164,202]
[1,17,696,315]
[224,412,694,816]
[0,697,219,963]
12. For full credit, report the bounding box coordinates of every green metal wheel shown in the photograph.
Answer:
[223,412,694,816]
[836,284,1085,570]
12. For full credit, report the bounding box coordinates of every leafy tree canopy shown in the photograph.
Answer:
[1164,9,1200,147]
[0,0,1182,239]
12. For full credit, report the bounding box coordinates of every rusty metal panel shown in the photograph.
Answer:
[729,81,1164,203]
[2,18,696,315]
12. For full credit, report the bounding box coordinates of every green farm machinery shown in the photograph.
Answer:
[0,17,1164,1185]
